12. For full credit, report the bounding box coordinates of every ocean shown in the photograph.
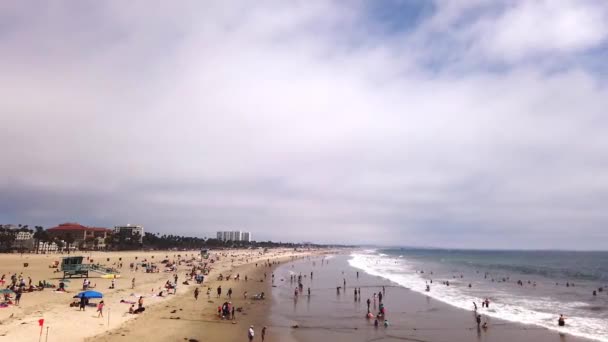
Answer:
[349,248,608,342]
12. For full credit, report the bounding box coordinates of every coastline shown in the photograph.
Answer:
[269,253,595,342]
[2,250,597,342]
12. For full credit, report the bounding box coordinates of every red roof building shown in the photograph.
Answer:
[47,223,112,249]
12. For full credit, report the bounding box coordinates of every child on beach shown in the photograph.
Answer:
[97,301,105,317]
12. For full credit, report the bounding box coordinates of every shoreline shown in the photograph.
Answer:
[269,253,595,342]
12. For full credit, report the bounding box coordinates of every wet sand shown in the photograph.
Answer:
[270,254,594,342]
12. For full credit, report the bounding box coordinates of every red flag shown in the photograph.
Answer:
[38,319,44,327]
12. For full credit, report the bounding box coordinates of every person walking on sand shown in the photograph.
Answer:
[97,300,105,318]
[194,287,199,300]
[79,296,86,311]
[15,289,22,306]
[248,325,255,341]
[262,326,267,341]
[132,277,135,289]
[217,285,222,298]
[476,314,481,327]
[228,288,233,299]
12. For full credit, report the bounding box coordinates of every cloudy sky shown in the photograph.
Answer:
[1,1,608,249]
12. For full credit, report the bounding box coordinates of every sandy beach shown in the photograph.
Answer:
[0,248,320,342]
[1,250,599,342]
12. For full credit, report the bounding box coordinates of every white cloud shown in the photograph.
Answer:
[476,0,608,62]
[1,1,608,248]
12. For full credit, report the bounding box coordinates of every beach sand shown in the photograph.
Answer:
[0,248,317,342]
[90,255,300,342]
[3,250,592,342]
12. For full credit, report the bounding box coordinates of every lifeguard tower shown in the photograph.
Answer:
[60,256,119,278]
[60,256,89,278]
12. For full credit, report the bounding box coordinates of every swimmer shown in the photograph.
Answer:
[558,314,566,327]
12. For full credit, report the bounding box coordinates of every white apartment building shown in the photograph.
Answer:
[242,232,251,242]
[113,224,144,243]
[16,231,33,240]
[216,230,251,242]
[37,241,59,253]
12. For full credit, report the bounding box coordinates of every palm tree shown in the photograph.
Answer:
[85,237,96,250]
[54,238,64,253]
[104,236,113,250]
[64,233,75,254]
[33,226,48,254]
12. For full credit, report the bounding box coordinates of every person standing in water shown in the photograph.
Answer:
[558,314,566,326]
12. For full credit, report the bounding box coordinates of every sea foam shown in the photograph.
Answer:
[349,251,608,342]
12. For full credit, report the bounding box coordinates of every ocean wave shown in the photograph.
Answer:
[348,252,608,342]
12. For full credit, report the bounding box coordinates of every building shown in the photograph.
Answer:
[113,224,144,243]
[15,231,33,240]
[216,230,251,242]
[242,232,251,242]
[47,223,112,249]
[37,241,59,253]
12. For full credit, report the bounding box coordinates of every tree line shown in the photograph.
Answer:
[0,225,326,253]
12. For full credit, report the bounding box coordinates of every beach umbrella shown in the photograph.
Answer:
[73,290,103,299]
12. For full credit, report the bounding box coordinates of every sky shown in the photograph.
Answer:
[1,0,608,249]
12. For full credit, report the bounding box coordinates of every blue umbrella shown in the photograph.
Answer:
[73,290,103,299]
